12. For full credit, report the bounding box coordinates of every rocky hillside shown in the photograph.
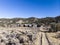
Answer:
[0,29,37,45]
[0,16,60,24]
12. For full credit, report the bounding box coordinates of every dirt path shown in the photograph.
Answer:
[42,32,51,45]
[34,32,42,45]
[34,32,51,45]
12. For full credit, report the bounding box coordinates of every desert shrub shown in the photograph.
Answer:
[50,23,57,32]
[56,23,60,31]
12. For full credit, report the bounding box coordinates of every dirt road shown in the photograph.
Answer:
[34,32,51,45]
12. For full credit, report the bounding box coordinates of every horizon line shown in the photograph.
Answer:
[0,15,59,19]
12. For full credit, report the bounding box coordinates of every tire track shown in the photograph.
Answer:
[45,33,52,45]
[41,33,42,45]
[34,32,52,45]
[42,32,51,45]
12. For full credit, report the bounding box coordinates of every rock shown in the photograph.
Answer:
[0,30,36,45]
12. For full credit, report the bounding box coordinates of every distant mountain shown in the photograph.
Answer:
[0,16,60,25]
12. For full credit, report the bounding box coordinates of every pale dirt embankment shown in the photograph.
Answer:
[46,32,60,45]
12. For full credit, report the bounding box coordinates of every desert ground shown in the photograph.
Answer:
[0,27,60,45]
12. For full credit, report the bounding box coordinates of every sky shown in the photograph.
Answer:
[0,0,60,18]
